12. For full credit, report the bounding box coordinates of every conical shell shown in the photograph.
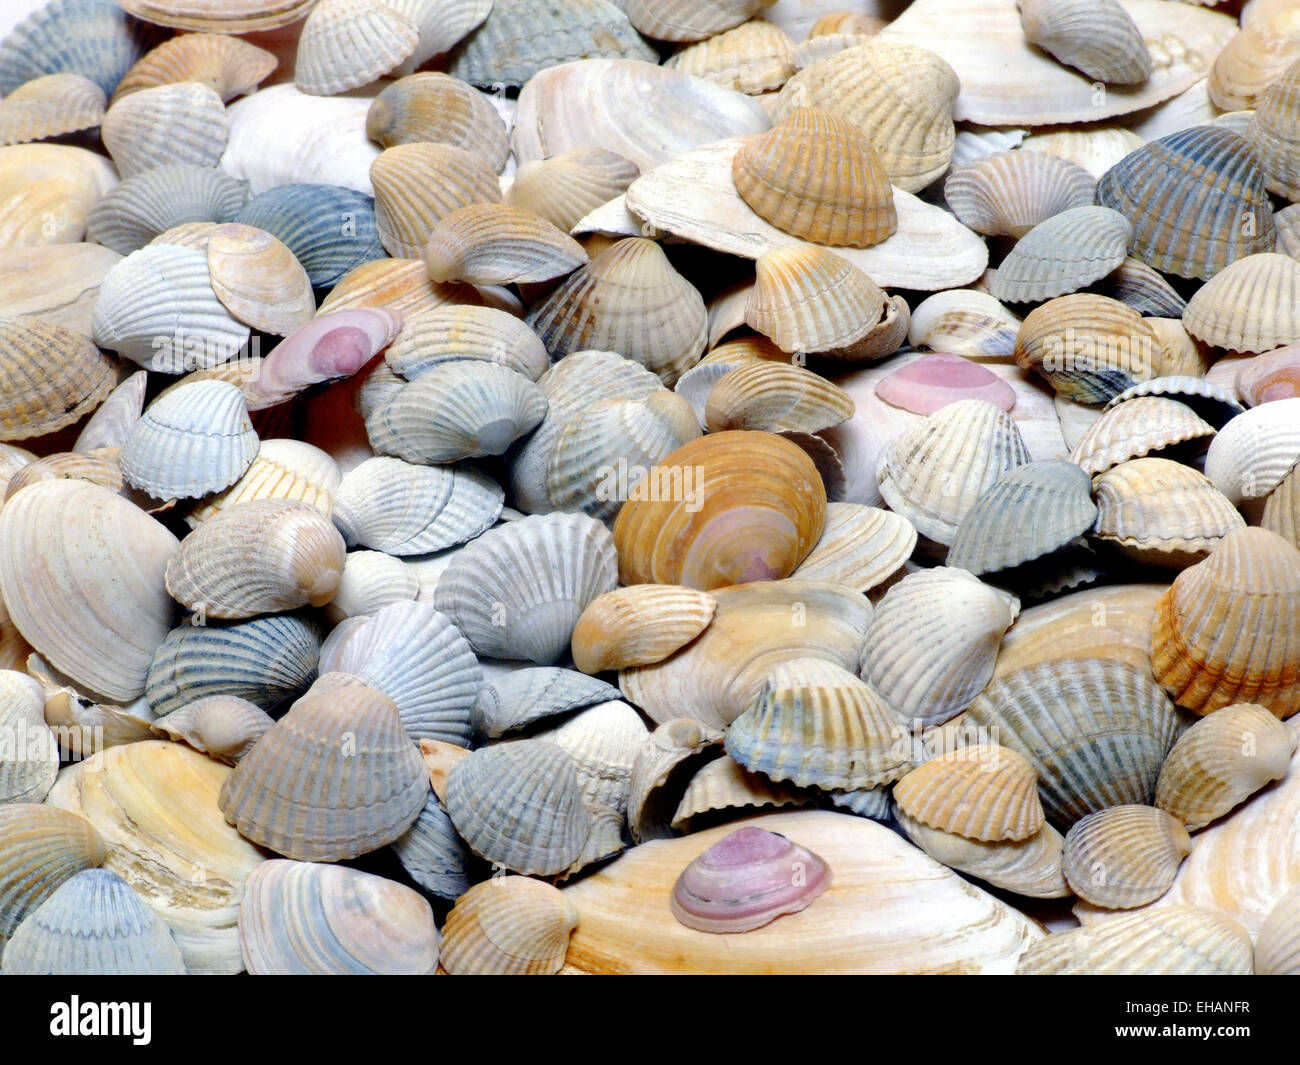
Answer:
[0,73,105,146]
[1069,397,1216,477]
[371,141,502,259]
[0,316,114,442]
[725,657,911,790]
[745,244,885,355]
[1183,252,1300,354]
[876,398,1031,545]
[1257,886,1300,976]
[964,658,1181,830]
[862,568,1019,728]
[791,502,915,593]
[665,20,796,95]
[989,206,1133,305]
[113,32,276,103]
[385,304,549,383]
[944,149,1096,238]
[219,678,427,862]
[423,203,588,285]
[705,360,854,434]
[474,667,620,739]
[294,0,418,96]
[731,107,896,248]
[0,671,57,804]
[895,745,1044,843]
[87,163,249,256]
[507,148,640,234]
[896,811,1069,899]
[1061,805,1190,909]
[150,694,273,764]
[611,430,826,591]
[187,439,340,527]
[365,72,508,171]
[441,876,576,976]
[772,41,958,193]
[101,81,227,178]
[0,0,158,98]
[1096,126,1277,281]
[1018,0,1152,85]
[1152,526,1300,718]
[571,585,716,674]
[204,222,314,337]
[434,512,617,665]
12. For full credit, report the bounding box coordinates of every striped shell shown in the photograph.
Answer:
[187,439,340,527]
[507,148,640,234]
[0,316,114,442]
[371,142,502,259]
[87,163,248,256]
[790,502,916,594]
[988,206,1132,305]
[1069,397,1216,476]
[1183,252,1300,354]
[422,203,588,285]
[113,32,277,103]
[944,150,1096,239]
[1017,0,1153,85]
[150,694,273,764]
[293,0,418,97]
[1061,805,1191,909]
[571,585,717,674]
[365,72,509,171]
[440,877,577,976]
[894,745,1044,843]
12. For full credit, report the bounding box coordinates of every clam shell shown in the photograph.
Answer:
[705,361,854,434]
[862,568,1019,728]
[219,677,427,862]
[1069,397,1216,476]
[628,718,725,842]
[186,438,339,527]
[1237,345,1300,406]
[896,811,1069,899]
[390,791,471,901]
[332,456,503,556]
[571,585,717,674]
[1209,4,1300,111]
[1257,886,1300,975]
[746,244,885,355]
[989,206,1132,305]
[1096,257,1188,319]
[1061,804,1190,909]
[0,670,57,804]
[0,481,178,703]
[612,430,826,591]
[625,0,771,42]
[0,316,114,442]
[119,0,315,33]
[385,304,549,383]
[895,744,1044,843]
[423,203,588,286]
[101,81,227,178]
[293,0,418,97]
[665,20,796,95]
[204,222,314,337]
[1019,127,1145,180]
[907,289,1021,360]
[113,32,277,103]
[144,613,322,716]
[325,550,418,624]
[371,141,502,259]
[239,859,437,975]
[149,694,273,764]
[1204,398,1300,504]
[0,0,158,98]
[474,666,620,739]
[0,142,117,247]
[365,72,508,171]
[1183,252,1300,354]
[442,876,577,975]
[944,150,1095,239]
[0,243,122,337]
[87,163,249,256]
[1105,375,1245,428]
[670,754,814,832]
[434,512,617,665]
[507,148,640,234]
[790,502,916,594]
[387,0,492,77]
[1018,0,1152,85]
[0,73,105,146]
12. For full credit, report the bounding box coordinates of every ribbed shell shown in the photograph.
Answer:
[725,657,911,791]
[907,289,1021,360]
[944,150,1096,238]
[964,658,1181,830]
[101,81,227,178]
[507,148,640,234]
[745,244,885,354]
[294,0,418,96]
[526,238,708,386]
[791,502,916,593]
[87,163,248,256]
[895,745,1044,843]
[1095,127,1277,281]
[0,73,106,146]
[113,32,277,103]
[219,679,427,861]
[531,697,645,814]
[1264,460,1300,549]
[1257,887,1300,976]
[3,449,125,503]
[325,550,417,624]
[371,142,502,259]
[205,222,314,336]
[1017,0,1153,85]
[441,876,577,975]
[0,0,156,97]
[876,398,1031,545]
[424,202,587,286]
[390,792,472,901]
[1248,55,1300,200]
[1069,397,1216,477]
[385,304,549,383]
[0,316,114,442]
[572,585,717,674]
[1152,526,1300,718]
[1104,376,1244,429]
[388,0,493,76]
[989,206,1132,305]
[0,672,57,804]
[671,753,814,830]
[705,361,855,434]
[3,869,185,975]
[365,72,508,171]
[1183,252,1300,354]
[434,512,617,665]
[625,0,768,42]
[731,107,896,248]
[1204,398,1300,505]
[119,0,316,33]
[187,439,340,527]
[145,613,321,716]
[1061,805,1190,909]
[896,811,1069,899]
[332,456,503,556]
[239,860,437,974]
[150,694,274,764]
[862,568,1019,728]
[665,20,796,95]
[444,739,591,875]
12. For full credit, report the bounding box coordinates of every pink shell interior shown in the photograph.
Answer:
[1236,346,1300,406]
[875,353,1017,416]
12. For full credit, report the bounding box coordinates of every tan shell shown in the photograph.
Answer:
[571,585,717,675]
[200,223,314,337]
[423,203,588,285]
[1183,253,1300,354]
[2,450,123,502]
[704,361,854,434]
[113,33,277,103]
[896,812,1069,899]
[1018,0,1153,85]
[1209,4,1300,111]
[665,20,797,95]
[120,0,316,33]
[0,143,117,247]
[1019,127,1145,180]
[944,150,1096,239]
[1061,805,1190,909]
[790,503,916,594]
[187,439,340,528]
[907,289,1021,360]
[0,243,122,336]
[371,142,502,260]
[294,0,419,96]
[440,877,577,976]
[0,316,115,442]
[319,258,489,320]
[507,148,640,234]
[365,72,509,171]
[745,244,885,355]
[1257,885,1300,975]
[419,738,469,805]
[670,753,814,831]
[1248,58,1300,201]
[385,304,549,383]
[100,82,228,179]
[894,745,1044,843]
[0,74,106,146]
[1069,397,1216,476]
[150,694,274,764]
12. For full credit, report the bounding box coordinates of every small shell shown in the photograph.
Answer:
[474,667,620,739]
[704,361,854,434]
[1017,0,1152,85]
[87,163,249,256]
[1061,805,1190,909]
[0,73,106,146]
[1069,397,1216,476]
[371,142,502,259]
[1257,886,1300,976]
[366,72,508,171]
[385,304,549,383]
[113,32,277,103]
[423,203,588,286]
[988,206,1132,305]
[187,438,339,527]
[0,316,115,442]
[293,0,419,97]
[895,745,1044,843]
[1204,398,1300,504]
[665,20,796,95]
[507,148,640,234]
[218,678,428,862]
[745,244,885,355]
[149,694,273,764]
[944,150,1095,239]
[625,0,772,42]
[872,349,1012,418]
[441,877,576,975]
[896,812,1069,899]
[571,585,717,674]
[101,82,227,178]
[1020,126,1144,180]
[390,791,472,901]
[671,754,814,831]
[907,290,1021,361]
[790,503,916,594]
[205,222,314,337]
[0,671,57,804]
[1237,345,1300,406]
[1183,252,1300,354]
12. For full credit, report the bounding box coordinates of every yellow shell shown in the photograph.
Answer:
[704,360,855,434]
[894,745,1044,843]
[422,202,588,286]
[370,142,502,259]
[746,243,886,354]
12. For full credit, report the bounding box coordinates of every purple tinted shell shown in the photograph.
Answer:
[875,354,1017,416]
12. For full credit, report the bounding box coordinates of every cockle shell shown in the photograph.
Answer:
[0,316,114,442]
[746,244,885,356]
[149,694,273,764]
[474,667,620,739]
[1106,376,1245,429]
[665,20,797,95]
[611,430,826,591]
[365,72,508,171]
[530,697,645,818]
[624,0,772,42]
[894,745,1044,843]
[239,859,437,975]
[896,810,1068,899]
[1209,4,1300,111]
[325,550,418,624]
[1204,398,1300,505]
[944,150,1095,239]
[101,81,227,178]
[507,148,640,234]
[113,32,276,103]
[1061,805,1190,909]
[0,0,158,98]
[371,142,502,259]
[1069,397,1216,476]
[671,754,814,832]
[1257,886,1300,975]
[628,718,724,842]
[119,0,316,33]
[187,439,340,527]
[1020,127,1145,180]
[423,203,588,285]
[219,678,428,862]
[1183,253,1300,354]
[390,791,471,901]
[988,206,1133,305]
[87,163,249,256]
[0,73,106,146]
[571,585,717,675]
[790,502,916,594]
[1098,258,1188,319]
[1017,0,1152,85]
[294,0,418,97]
[0,670,56,804]
[441,877,577,976]
[906,292,1021,363]
[385,304,549,383]
[705,361,854,434]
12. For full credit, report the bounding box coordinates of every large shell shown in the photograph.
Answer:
[239,859,436,975]
[611,430,826,591]
[423,203,588,286]
[371,141,502,259]
[1061,805,1190,909]
[0,316,114,442]
[150,694,273,764]
[441,876,576,975]
[1183,253,1300,354]
[0,671,57,804]
[745,244,885,355]
[293,0,418,97]
[113,32,276,103]
[571,585,717,674]
[87,163,249,256]
[894,744,1044,843]
[101,82,228,178]
[1018,0,1152,85]
[434,512,617,665]
[988,206,1133,305]
[944,150,1096,239]
[219,678,428,862]
[507,148,640,234]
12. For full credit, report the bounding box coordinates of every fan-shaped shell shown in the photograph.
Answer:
[989,206,1133,305]
[1249,58,1300,200]
[1209,4,1300,111]
[365,72,508,171]
[390,790,471,900]
[1184,253,1300,354]
[705,361,854,434]
[1061,805,1190,909]
[387,0,492,76]
[101,81,227,178]
[895,744,1044,843]
[87,163,248,256]
[423,203,588,286]
[0,0,158,98]
[150,694,273,764]
[0,73,106,146]
[1069,397,1216,477]
[1018,0,1153,85]
[1204,397,1300,505]
[571,585,716,675]
[474,667,620,740]
[113,32,276,103]
[665,19,796,95]
[441,876,576,975]
[507,148,640,234]
[671,753,814,831]
[294,0,418,97]
[187,439,340,528]
[745,244,885,355]
[791,503,916,594]
[0,316,114,442]
[385,304,549,383]
[944,150,1095,239]
[119,0,315,33]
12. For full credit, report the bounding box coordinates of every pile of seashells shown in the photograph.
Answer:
[1,0,1299,977]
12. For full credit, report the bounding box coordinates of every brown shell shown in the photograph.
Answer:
[0,316,114,442]
[893,744,1045,843]
[571,585,717,674]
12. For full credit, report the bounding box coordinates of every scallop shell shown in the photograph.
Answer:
[0,316,114,442]
[1257,886,1300,975]
[149,694,273,764]
[423,203,588,286]
[705,361,854,434]
[571,585,716,675]
[385,304,549,383]
[0,670,57,804]
[988,207,1133,305]
[894,744,1044,843]
[204,222,314,337]
[113,32,276,103]
[0,73,105,146]
[944,150,1095,239]
[386,0,492,77]
[789,503,916,594]
[119,0,316,33]
[1061,805,1190,909]
[101,81,227,178]
[1069,397,1216,477]
[294,0,418,97]
[665,20,796,95]
[474,666,620,740]
[507,148,640,234]
[434,512,617,665]
[0,0,158,98]
[371,141,502,259]
[1183,253,1300,354]
[1204,398,1300,505]
[440,876,576,975]
[365,72,508,171]
[239,859,437,975]
[1018,0,1152,85]
[187,439,340,527]
[87,163,249,256]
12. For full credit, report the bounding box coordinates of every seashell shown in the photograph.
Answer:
[91,243,250,372]
[1209,5,1300,111]
[3,868,185,975]
[144,612,321,716]
[862,568,1019,728]
[1092,457,1245,567]
[1204,398,1300,504]
[332,456,503,556]
[1095,257,1188,319]
[418,738,468,803]
[896,810,1068,898]
[612,431,825,591]
[371,142,502,259]
[628,718,724,842]
[150,694,273,764]
[1061,804,1190,909]
[732,107,895,248]
[240,859,437,975]
[233,183,383,290]
[1237,345,1300,406]
[1013,294,1161,403]
[526,238,707,386]
[450,0,657,89]
[435,512,617,665]
[365,72,508,172]
[665,20,795,96]
[0,243,121,336]
[670,753,814,831]
[531,697,645,814]
[390,791,471,901]
[0,804,106,959]
[0,0,158,97]
[118,0,316,33]
[385,304,549,383]
[726,657,911,791]
[0,316,114,442]
[1020,126,1145,180]
[1069,397,1216,476]
[907,292,1021,362]
[187,439,339,528]
[563,809,1044,973]
[988,206,1133,305]
[87,163,248,257]
[1096,126,1277,281]
[571,585,716,675]
[508,148,640,235]
[947,460,1097,576]
[0,142,117,247]
[1257,886,1300,975]
[773,41,958,193]
[204,222,314,337]
[1019,906,1253,975]
[446,738,591,875]
[1279,203,1300,257]
[790,503,916,594]
[1017,0,1152,85]
[113,32,276,103]
[293,0,419,97]
[475,666,620,740]
[1263,459,1300,549]
[0,670,57,804]
[325,550,417,624]
[2,450,123,504]
[876,398,1031,546]
[100,81,227,179]
[0,481,177,703]
[944,150,1095,239]
[1105,375,1244,428]
[219,678,427,861]
[623,0,770,43]
[1184,252,1300,354]
[423,203,588,286]
[47,740,267,973]
[386,0,492,77]
[825,787,893,822]
[0,73,105,146]
[963,658,1181,830]
[895,745,1044,843]
[441,876,576,975]
[704,361,854,434]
